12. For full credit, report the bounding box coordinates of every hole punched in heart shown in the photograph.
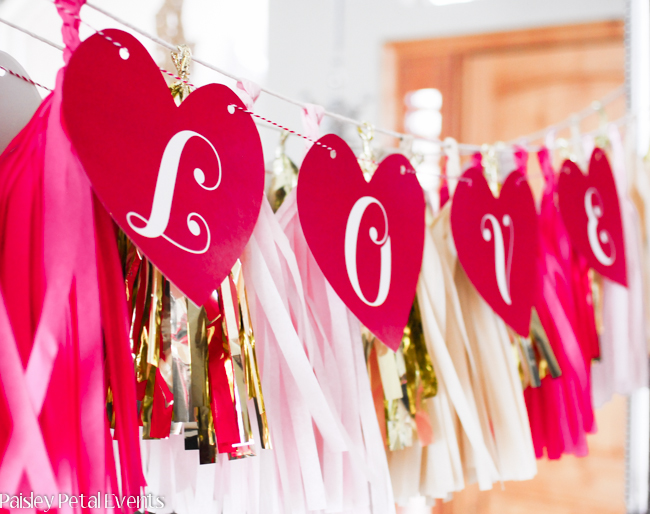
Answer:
[119,47,129,60]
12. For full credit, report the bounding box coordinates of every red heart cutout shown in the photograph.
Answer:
[297,135,425,350]
[451,167,539,336]
[557,148,627,286]
[62,30,264,306]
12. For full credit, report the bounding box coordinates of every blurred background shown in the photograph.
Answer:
[0,0,635,512]
[0,0,627,167]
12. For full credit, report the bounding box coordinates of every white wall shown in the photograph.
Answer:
[261,0,626,162]
[0,0,268,91]
[0,0,626,163]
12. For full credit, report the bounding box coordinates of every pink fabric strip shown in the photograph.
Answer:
[0,1,144,509]
[94,198,146,501]
[25,69,83,434]
[527,147,594,459]
[0,291,58,497]
[55,0,84,65]
[72,168,106,511]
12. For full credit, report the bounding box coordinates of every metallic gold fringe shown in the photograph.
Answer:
[218,262,272,457]
[187,301,217,463]
[220,273,255,452]
[268,131,299,212]
[169,44,192,103]
[590,270,605,337]
[357,122,377,180]
[146,268,163,368]
[362,301,437,451]
[235,267,271,449]
[509,307,562,390]
[401,297,437,417]
[530,308,562,379]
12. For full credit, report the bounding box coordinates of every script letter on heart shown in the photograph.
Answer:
[344,196,392,307]
[62,30,264,306]
[297,135,425,350]
[557,148,627,286]
[127,130,221,254]
[451,167,539,336]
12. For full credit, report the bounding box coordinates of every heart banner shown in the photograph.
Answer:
[297,134,425,350]
[451,167,539,336]
[62,29,264,306]
[557,148,627,286]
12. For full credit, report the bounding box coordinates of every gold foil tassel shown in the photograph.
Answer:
[159,279,174,391]
[195,406,217,464]
[509,308,562,390]
[106,387,116,429]
[372,336,403,402]
[505,325,537,389]
[132,260,151,382]
[141,364,157,439]
[141,266,165,439]
[590,270,605,338]
[481,143,500,196]
[169,44,192,103]
[530,308,562,379]
[188,301,208,421]
[147,267,163,368]
[133,262,154,436]
[363,327,418,450]
[384,397,416,451]
[220,271,255,457]
[187,301,217,462]
[593,102,610,150]
[133,263,176,440]
[518,334,541,388]
[510,332,527,389]
[357,122,377,180]
[235,265,271,449]
[401,298,437,417]
[268,131,299,212]
[170,288,192,423]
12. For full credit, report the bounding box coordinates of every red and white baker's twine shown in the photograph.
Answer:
[93,26,194,88]
[55,5,193,87]
[159,68,195,87]
[10,1,629,157]
[227,105,336,157]
[0,61,469,182]
[55,5,339,157]
[0,65,52,91]
[3,6,483,178]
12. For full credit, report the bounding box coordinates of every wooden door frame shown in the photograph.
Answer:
[382,21,624,140]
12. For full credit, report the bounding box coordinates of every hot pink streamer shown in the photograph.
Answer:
[524,147,596,460]
[0,0,143,510]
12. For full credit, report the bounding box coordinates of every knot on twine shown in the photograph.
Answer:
[301,103,325,152]
[236,79,262,111]
[55,0,86,64]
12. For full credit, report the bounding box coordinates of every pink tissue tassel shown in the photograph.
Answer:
[206,196,394,514]
[524,147,596,459]
[0,1,144,512]
[277,191,395,514]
